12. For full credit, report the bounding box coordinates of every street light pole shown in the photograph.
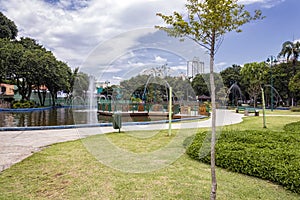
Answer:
[267,56,276,112]
[261,85,267,128]
[105,81,110,100]
[270,60,274,112]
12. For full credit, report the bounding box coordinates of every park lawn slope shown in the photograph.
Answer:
[0,127,299,199]
[187,128,300,194]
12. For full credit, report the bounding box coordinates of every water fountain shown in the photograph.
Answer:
[87,76,98,124]
[264,84,283,107]
[226,82,244,106]
[142,74,172,103]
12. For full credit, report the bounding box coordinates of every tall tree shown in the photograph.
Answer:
[289,71,300,101]
[155,1,263,199]
[0,12,18,39]
[220,64,242,88]
[192,74,210,97]
[73,71,90,103]
[45,60,71,106]
[0,38,13,82]
[19,37,48,102]
[278,41,300,106]
[241,62,269,107]
[278,41,300,75]
[271,61,296,106]
[220,65,243,106]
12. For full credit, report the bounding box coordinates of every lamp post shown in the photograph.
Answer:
[266,56,277,112]
[105,81,110,100]
[261,85,267,128]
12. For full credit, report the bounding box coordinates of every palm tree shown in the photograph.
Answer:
[278,41,300,75]
[278,41,300,106]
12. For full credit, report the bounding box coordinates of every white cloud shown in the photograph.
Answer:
[238,0,285,8]
[0,0,186,69]
[172,65,187,71]
[113,76,123,81]
[1,0,275,83]
[154,56,167,63]
[239,0,265,4]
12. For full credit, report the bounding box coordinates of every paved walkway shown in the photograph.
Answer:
[0,110,243,172]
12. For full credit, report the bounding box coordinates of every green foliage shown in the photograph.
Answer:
[187,130,300,194]
[0,12,74,105]
[240,62,269,107]
[290,107,300,112]
[0,12,18,39]
[0,37,74,105]
[191,74,210,96]
[283,121,300,132]
[220,64,242,88]
[130,97,142,103]
[289,71,300,93]
[12,100,35,108]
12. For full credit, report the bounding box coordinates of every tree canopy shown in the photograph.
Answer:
[0,12,18,39]
[0,12,77,106]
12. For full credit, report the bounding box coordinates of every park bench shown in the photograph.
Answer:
[235,106,247,113]
[236,106,259,116]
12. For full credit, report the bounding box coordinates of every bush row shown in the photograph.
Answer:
[12,100,35,109]
[284,121,300,132]
[290,107,300,112]
[186,129,300,194]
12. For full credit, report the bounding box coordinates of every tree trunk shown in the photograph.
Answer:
[27,85,32,100]
[42,90,46,106]
[210,31,217,200]
[37,89,42,106]
[51,92,56,107]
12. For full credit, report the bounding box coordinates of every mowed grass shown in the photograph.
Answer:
[261,109,300,115]
[223,114,300,132]
[0,116,300,199]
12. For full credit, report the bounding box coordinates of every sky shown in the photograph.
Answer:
[0,0,299,84]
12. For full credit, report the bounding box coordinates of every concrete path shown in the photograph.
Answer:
[0,110,243,172]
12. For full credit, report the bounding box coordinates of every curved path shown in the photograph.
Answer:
[0,110,243,172]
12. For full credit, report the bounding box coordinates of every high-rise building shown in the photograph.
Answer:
[187,57,204,80]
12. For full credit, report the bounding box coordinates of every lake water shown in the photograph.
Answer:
[0,107,171,127]
[0,107,77,127]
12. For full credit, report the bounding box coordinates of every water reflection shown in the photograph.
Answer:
[0,108,76,127]
[0,107,177,127]
[0,108,168,127]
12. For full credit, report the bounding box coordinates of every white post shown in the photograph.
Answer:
[168,87,172,136]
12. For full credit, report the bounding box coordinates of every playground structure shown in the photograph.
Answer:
[96,65,210,120]
[97,100,210,119]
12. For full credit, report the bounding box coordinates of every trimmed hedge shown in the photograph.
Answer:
[284,121,300,132]
[186,130,300,194]
[12,100,35,109]
[291,107,300,112]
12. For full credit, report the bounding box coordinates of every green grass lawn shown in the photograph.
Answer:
[263,109,300,115]
[229,107,300,115]
[0,116,300,199]
[223,114,300,132]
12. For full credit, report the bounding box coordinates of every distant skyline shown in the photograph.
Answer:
[0,0,299,83]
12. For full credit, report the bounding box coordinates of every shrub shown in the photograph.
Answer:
[283,121,300,133]
[12,102,21,109]
[290,107,300,112]
[186,130,300,194]
[12,100,35,109]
